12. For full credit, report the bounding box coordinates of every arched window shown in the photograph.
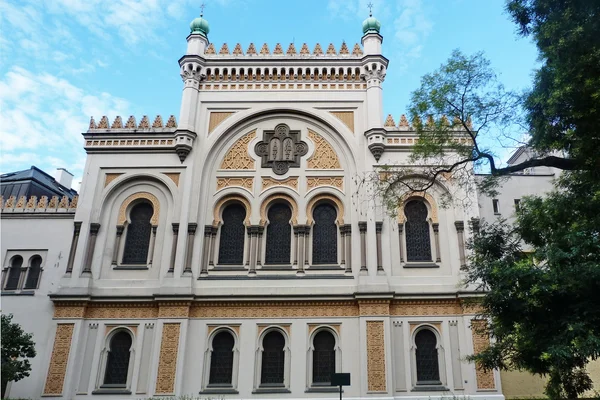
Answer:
[260,330,285,385]
[405,200,432,262]
[122,202,153,264]
[209,331,235,385]
[415,329,440,384]
[5,256,23,290]
[265,203,292,265]
[103,331,132,386]
[312,330,336,385]
[24,256,42,289]
[218,204,246,265]
[312,203,338,264]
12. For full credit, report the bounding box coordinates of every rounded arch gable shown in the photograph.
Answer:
[306,192,345,225]
[118,192,160,225]
[213,194,252,226]
[260,193,298,226]
[398,192,439,224]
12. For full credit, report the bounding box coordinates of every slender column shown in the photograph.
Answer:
[200,225,212,275]
[111,225,125,266]
[344,224,352,273]
[81,223,100,274]
[293,226,301,267]
[339,225,346,268]
[432,223,441,262]
[245,227,251,266]
[248,226,259,275]
[375,221,384,272]
[66,221,82,273]
[208,227,217,266]
[168,223,179,273]
[397,223,404,263]
[256,226,264,266]
[304,225,310,267]
[359,221,368,272]
[183,223,197,274]
[455,221,466,267]
[147,226,157,266]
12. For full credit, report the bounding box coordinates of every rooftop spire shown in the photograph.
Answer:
[200,2,205,17]
[368,1,373,17]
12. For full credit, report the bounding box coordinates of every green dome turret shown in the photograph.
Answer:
[190,15,210,36]
[362,15,381,34]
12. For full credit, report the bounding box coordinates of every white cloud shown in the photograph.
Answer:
[0,67,131,179]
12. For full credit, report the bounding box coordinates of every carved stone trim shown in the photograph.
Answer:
[208,112,235,134]
[216,177,254,191]
[104,173,123,187]
[308,323,341,337]
[359,300,390,316]
[213,194,252,226]
[220,130,256,170]
[390,299,462,316]
[158,302,191,318]
[189,301,358,318]
[43,324,75,396]
[84,303,159,319]
[366,321,386,392]
[305,193,344,225]
[118,192,160,225]
[259,193,299,226]
[397,192,439,224]
[164,173,180,186]
[329,111,354,133]
[306,176,344,192]
[155,323,181,394]
[253,123,308,175]
[261,176,298,191]
[307,129,341,169]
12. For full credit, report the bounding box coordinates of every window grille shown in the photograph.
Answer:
[260,331,285,385]
[405,201,432,262]
[122,202,153,264]
[209,331,235,385]
[492,199,500,214]
[5,256,23,290]
[265,203,292,265]
[415,329,440,383]
[103,331,132,386]
[218,204,246,265]
[312,204,338,264]
[312,330,336,384]
[24,256,42,289]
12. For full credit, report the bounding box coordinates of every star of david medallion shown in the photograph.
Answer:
[254,123,309,175]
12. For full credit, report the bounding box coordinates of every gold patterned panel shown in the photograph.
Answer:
[216,177,254,191]
[307,129,341,169]
[306,193,344,225]
[306,176,344,191]
[258,324,291,337]
[190,301,359,318]
[259,193,299,226]
[104,173,123,187]
[213,194,252,226]
[397,192,439,224]
[329,111,355,133]
[308,323,341,336]
[155,323,181,395]
[208,112,235,134]
[261,177,298,192]
[85,303,159,319]
[53,304,86,319]
[220,130,256,170]
[359,300,390,316]
[164,173,180,186]
[43,324,75,396]
[207,325,240,337]
[118,192,160,225]
[390,299,462,316]
[472,319,496,390]
[366,321,387,392]
[158,302,190,318]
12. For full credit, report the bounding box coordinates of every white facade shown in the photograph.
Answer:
[0,15,556,400]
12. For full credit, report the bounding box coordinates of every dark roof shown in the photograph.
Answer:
[0,166,78,199]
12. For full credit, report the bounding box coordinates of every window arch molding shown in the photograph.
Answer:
[259,193,298,226]
[307,326,341,388]
[118,192,160,225]
[202,327,240,392]
[397,192,438,224]
[306,193,345,225]
[254,326,291,391]
[24,255,43,289]
[95,327,136,393]
[410,324,447,388]
[212,194,252,227]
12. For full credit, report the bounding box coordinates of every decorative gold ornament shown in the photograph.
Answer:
[259,193,299,226]
[213,194,252,226]
[472,319,495,389]
[155,323,181,394]
[220,130,256,170]
[306,176,344,191]
[366,321,387,391]
[216,177,254,191]
[189,301,358,318]
[306,193,345,225]
[118,192,160,225]
[359,300,390,316]
[329,111,355,133]
[208,112,235,134]
[307,129,341,169]
[261,177,298,191]
[43,324,75,395]
[397,192,439,224]
[164,173,180,186]
[104,173,123,187]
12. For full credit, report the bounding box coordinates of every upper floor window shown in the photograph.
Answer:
[209,331,235,386]
[312,330,336,385]
[312,204,338,265]
[514,198,521,212]
[4,256,23,290]
[122,202,153,264]
[405,200,432,262]
[103,330,133,387]
[260,330,286,386]
[218,204,246,265]
[415,329,441,385]
[265,203,292,265]
[492,199,500,214]
[24,255,42,289]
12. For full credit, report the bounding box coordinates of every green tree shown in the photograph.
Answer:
[1,314,36,398]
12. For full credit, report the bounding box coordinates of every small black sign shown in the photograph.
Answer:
[331,373,351,386]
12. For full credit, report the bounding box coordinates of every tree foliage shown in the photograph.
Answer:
[465,172,600,398]
[1,314,36,391]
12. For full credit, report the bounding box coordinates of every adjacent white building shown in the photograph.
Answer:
[0,13,564,400]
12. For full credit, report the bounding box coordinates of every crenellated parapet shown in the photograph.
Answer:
[1,195,78,214]
[204,42,363,57]
[88,115,177,132]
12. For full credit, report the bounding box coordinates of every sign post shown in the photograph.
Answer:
[331,373,351,400]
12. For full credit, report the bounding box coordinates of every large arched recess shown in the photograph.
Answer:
[195,108,359,225]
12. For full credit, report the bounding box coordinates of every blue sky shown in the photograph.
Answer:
[0,0,538,189]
